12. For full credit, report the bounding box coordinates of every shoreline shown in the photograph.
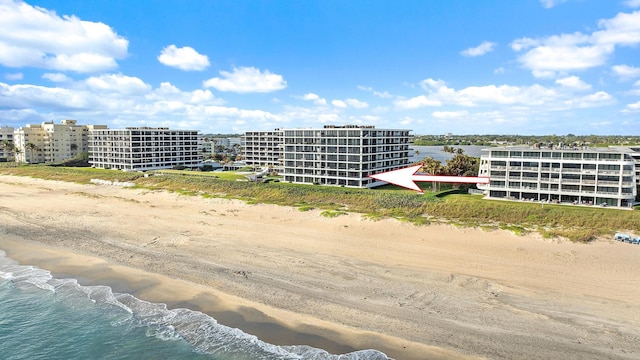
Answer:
[0,238,461,360]
[1,174,639,359]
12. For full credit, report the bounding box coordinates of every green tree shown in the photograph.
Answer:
[1,140,15,161]
[418,156,443,192]
[25,142,39,164]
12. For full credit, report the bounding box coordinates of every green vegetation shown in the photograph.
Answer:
[1,164,638,243]
[320,210,348,218]
[412,134,640,147]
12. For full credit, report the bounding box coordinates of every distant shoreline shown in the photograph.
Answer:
[1,174,639,359]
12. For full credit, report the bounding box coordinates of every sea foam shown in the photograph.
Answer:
[0,250,390,360]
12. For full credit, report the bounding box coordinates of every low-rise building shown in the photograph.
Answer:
[89,127,202,171]
[477,145,637,208]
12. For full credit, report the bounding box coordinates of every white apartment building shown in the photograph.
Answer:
[619,146,640,193]
[0,126,15,161]
[89,127,202,171]
[213,137,242,149]
[243,130,282,170]
[280,125,411,188]
[13,120,107,164]
[477,145,637,208]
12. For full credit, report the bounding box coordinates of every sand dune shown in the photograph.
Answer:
[1,174,638,359]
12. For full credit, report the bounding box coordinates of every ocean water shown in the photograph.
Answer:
[0,250,389,360]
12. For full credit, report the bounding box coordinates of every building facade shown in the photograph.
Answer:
[280,125,411,188]
[0,126,15,161]
[89,127,202,171]
[477,145,637,208]
[13,120,106,164]
[619,146,640,198]
[243,130,282,170]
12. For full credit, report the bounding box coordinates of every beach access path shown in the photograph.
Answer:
[0,174,639,360]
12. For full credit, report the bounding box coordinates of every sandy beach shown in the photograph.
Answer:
[1,174,639,359]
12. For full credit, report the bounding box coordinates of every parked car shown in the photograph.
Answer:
[615,233,631,242]
[633,237,640,245]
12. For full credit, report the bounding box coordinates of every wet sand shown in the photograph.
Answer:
[1,174,639,359]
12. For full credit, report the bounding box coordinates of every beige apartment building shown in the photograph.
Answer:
[13,120,107,164]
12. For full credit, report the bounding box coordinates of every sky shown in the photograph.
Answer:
[1,0,640,135]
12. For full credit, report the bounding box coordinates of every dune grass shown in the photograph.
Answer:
[1,164,638,242]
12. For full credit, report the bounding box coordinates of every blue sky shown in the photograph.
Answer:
[1,0,640,135]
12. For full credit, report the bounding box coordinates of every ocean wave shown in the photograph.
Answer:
[0,250,390,360]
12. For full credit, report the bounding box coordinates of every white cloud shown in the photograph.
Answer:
[612,64,640,79]
[624,100,640,111]
[406,77,614,112]
[532,70,557,79]
[431,110,469,119]
[0,0,128,73]
[540,0,567,9]
[625,0,640,8]
[5,72,22,80]
[301,92,327,105]
[0,82,96,110]
[358,85,393,98]
[419,78,556,106]
[331,99,347,108]
[345,98,368,108]
[85,74,151,95]
[460,41,496,57]
[593,11,640,46]
[511,11,640,76]
[555,76,591,90]
[563,91,614,108]
[303,93,320,101]
[394,95,441,109]
[157,45,210,71]
[494,67,505,74]
[203,66,286,93]
[374,91,393,98]
[329,97,368,109]
[42,73,71,83]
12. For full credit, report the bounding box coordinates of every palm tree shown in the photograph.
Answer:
[442,145,455,154]
[25,142,39,164]
[419,156,443,192]
[1,140,16,162]
[69,143,79,159]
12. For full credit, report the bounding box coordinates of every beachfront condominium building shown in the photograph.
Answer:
[0,126,15,161]
[89,127,202,171]
[280,125,411,188]
[619,146,640,195]
[243,130,283,170]
[13,120,107,164]
[477,145,637,208]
